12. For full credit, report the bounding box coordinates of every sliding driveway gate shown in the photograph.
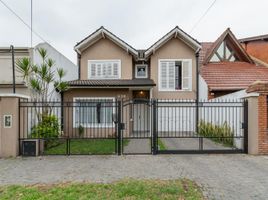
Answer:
[19,98,248,156]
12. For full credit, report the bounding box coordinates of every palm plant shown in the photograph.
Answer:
[16,48,68,101]
[16,48,69,120]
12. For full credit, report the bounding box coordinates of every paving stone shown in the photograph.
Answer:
[0,154,267,200]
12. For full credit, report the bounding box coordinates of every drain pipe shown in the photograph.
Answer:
[10,45,16,94]
[195,49,200,135]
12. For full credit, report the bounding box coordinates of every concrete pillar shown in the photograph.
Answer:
[0,94,28,158]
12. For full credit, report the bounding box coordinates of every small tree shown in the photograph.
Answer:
[16,48,69,122]
[16,48,68,101]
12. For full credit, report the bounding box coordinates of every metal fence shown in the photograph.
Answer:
[19,99,120,155]
[19,98,248,156]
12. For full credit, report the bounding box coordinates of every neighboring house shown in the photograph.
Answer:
[0,43,78,100]
[199,28,268,100]
[63,26,201,134]
[0,47,31,96]
[240,34,268,66]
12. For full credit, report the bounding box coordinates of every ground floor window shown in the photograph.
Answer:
[73,97,115,127]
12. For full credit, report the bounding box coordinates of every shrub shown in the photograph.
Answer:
[198,120,234,147]
[31,114,60,138]
[78,124,84,138]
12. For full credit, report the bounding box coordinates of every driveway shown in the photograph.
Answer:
[0,155,267,200]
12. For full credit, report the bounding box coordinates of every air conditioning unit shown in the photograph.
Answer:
[21,139,40,156]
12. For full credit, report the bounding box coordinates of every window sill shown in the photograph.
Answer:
[74,124,115,128]
[158,89,192,92]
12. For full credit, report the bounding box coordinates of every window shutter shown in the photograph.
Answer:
[107,63,112,76]
[97,63,102,77]
[168,62,175,89]
[90,63,96,77]
[160,62,168,89]
[102,63,107,77]
[182,60,192,90]
[113,63,118,77]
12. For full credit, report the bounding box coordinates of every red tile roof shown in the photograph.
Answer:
[199,42,213,65]
[200,62,268,91]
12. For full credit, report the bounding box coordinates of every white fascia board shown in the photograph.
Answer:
[144,28,201,58]
[74,29,138,56]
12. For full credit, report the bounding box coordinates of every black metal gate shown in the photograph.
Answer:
[154,100,248,154]
[120,99,153,154]
[19,98,248,156]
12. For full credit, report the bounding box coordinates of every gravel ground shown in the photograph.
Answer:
[0,154,268,200]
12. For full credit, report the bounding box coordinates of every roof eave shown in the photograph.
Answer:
[74,28,138,57]
[144,27,201,58]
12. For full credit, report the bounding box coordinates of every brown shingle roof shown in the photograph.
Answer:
[67,79,156,87]
[201,62,268,91]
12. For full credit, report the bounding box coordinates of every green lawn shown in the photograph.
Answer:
[44,139,129,155]
[158,139,166,150]
[0,179,203,200]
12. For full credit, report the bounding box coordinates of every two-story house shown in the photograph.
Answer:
[63,26,201,135]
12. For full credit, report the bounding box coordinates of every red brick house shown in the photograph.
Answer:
[240,34,268,65]
[200,28,268,99]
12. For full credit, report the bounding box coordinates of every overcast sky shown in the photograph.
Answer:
[1,0,268,63]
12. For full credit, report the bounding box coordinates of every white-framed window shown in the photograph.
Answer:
[88,60,121,79]
[135,64,148,78]
[73,97,115,128]
[158,59,192,91]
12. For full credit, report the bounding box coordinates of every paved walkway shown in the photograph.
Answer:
[161,138,232,150]
[0,155,268,200]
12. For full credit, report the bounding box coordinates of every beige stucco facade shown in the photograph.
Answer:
[80,38,133,80]
[150,38,197,99]
[0,96,20,157]
[0,49,30,85]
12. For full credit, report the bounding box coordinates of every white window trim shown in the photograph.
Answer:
[135,64,148,78]
[158,59,192,92]
[73,97,115,128]
[88,59,121,79]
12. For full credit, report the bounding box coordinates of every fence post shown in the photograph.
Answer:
[152,99,157,155]
[243,100,248,154]
[117,100,122,155]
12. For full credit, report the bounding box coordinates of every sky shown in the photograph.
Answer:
[1,0,268,63]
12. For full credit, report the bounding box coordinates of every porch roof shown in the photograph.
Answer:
[67,79,156,88]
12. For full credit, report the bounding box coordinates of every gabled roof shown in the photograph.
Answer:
[144,26,201,59]
[74,26,138,57]
[201,62,268,91]
[203,28,254,65]
[239,34,268,43]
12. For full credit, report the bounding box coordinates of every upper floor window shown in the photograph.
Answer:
[88,60,121,79]
[135,64,148,78]
[210,41,238,62]
[159,59,192,91]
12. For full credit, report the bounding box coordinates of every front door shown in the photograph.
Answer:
[133,100,150,133]
[132,90,150,135]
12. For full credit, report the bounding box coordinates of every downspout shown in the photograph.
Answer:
[195,49,200,136]
[77,52,81,79]
[10,45,16,94]
[60,91,64,133]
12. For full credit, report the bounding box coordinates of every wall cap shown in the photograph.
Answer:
[0,93,30,99]
[241,92,259,99]
[246,81,268,93]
